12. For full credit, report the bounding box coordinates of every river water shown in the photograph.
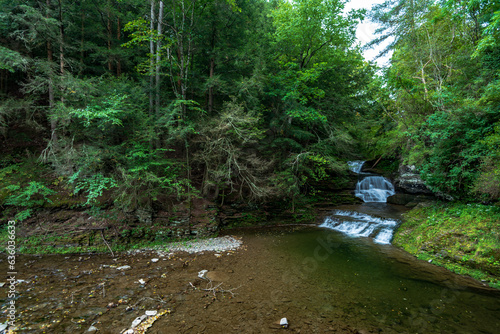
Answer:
[1,162,499,332]
[260,204,500,333]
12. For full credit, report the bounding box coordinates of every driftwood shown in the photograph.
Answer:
[371,156,383,169]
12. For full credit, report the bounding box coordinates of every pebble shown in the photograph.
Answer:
[117,265,131,271]
[131,315,147,328]
[155,236,242,255]
[198,270,208,279]
[151,258,159,263]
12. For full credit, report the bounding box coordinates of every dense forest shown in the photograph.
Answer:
[0,0,499,224]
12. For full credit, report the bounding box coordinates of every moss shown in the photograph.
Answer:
[394,202,500,288]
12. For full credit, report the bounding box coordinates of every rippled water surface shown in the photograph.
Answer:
[261,203,500,333]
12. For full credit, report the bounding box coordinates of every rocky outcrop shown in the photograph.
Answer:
[387,193,434,207]
[394,165,433,195]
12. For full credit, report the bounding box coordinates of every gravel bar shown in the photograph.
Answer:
[157,235,243,254]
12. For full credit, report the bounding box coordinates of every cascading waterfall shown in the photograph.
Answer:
[355,176,395,203]
[348,160,365,174]
[320,161,399,244]
[319,210,397,244]
[349,160,395,203]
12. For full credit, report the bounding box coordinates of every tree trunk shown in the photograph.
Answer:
[107,1,113,72]
[156,1,163,117]
[149,0,155,117]
[47,0,57,146]
[155,1,164,148]
[80,11,85,74]
[117,16,122,76]
[208,57,214,113]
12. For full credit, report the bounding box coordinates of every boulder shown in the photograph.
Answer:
[395,165,433,195]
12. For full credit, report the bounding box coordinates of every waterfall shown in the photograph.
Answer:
[348,160,395,203]
[320,161,398,244]
[320,210,398,244]
[348,160,365,174]
[355,176,395,203]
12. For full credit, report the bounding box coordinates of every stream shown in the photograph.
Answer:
[0,162,499,333]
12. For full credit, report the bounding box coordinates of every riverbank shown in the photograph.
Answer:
[0,230,366,334]
[393,202,500,289]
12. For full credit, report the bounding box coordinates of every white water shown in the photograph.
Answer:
[355,176,395,203]
[348,160,365,174]
[320,210,398,244]
[326,162,398,243]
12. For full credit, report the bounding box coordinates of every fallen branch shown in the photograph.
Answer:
[100,229,114,257]
[190,278,240,298]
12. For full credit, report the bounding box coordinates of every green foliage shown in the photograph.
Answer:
[71,92,129,128]
[195,100,271,201]
[69,170,117,206]
[394,202,500,287]
[415,108,495,198]
[0,46,27,72]
[4,181,55,221]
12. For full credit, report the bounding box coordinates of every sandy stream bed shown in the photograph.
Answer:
[1,232,374,333]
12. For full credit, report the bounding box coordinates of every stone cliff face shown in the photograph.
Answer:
[387,165,436,207]
[394,165,433,195]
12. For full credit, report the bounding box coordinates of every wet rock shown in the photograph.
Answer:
[395,165,433,195]
[136,208,153,225]
[131,315,147,328]
[117,265,131,271]
[198,270,208,279]
[387,193,434,206]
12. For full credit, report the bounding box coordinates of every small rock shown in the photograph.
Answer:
[145,310,158,316]
[87,325,98,332]
[198,270,208,279]
[138,279,146,285]
[116,266,132,270]
[151,258,159,263]
[117,265,131,271]
[131,315,147,328]
[280,317,289,329]
[428,259,432,263]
